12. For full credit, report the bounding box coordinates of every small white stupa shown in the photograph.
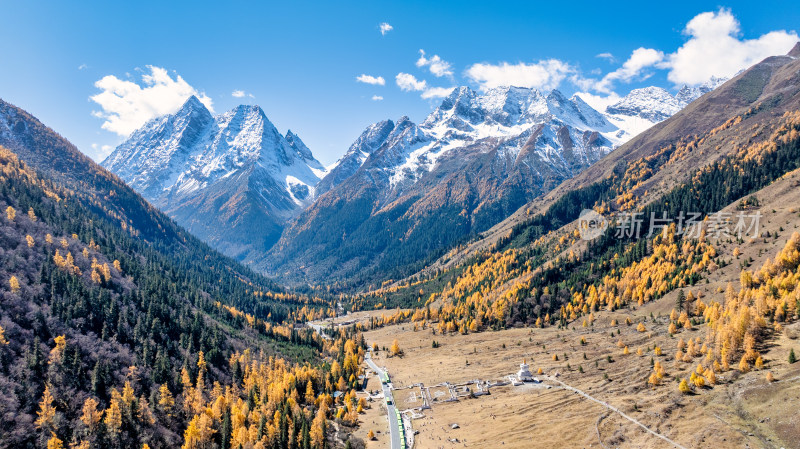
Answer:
[517,358,533,382]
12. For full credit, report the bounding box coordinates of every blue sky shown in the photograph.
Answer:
[1,1,798,165]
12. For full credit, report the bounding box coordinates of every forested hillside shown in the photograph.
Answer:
[0,99,367,449]
[353,52,800,379]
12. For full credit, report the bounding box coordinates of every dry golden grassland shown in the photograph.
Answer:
[352,170,800,448]
[364,309,799,448]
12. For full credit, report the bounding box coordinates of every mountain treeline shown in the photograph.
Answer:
[0,113,364,448]
[360,110,800,342]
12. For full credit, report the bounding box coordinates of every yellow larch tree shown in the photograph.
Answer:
[9,275,20,293]
[80,397,102,432]
[104,398,123,436]
[310,405,327,448]
[305,380,315,404]
[35,385,57,431]
[158,383,175,416]
[46,433,64,449]
[390,339,401,356]
[49,336,66,365]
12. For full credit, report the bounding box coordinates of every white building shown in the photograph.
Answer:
[517,359,533,382]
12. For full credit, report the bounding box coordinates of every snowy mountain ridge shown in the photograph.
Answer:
[103,96,326,210]
[101,96,328,260]
[102,77,728,269]
[318,84,667,195]
[313,79,731,202]
[600,77,729,138]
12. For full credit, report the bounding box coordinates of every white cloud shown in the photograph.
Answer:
[421,87,455,99]
[379,22,393,36]
[356,74,386,86]
[371,95,384,101]
[90,143,114,159]
[78,63,88,70]
[573,92,622,112]
[465,59,574,91]
[569,73,597,92]
[396,72,427,91]
[666,8,798,85]
[416,50,453,77]
[232,90,246,98]
[595,53,615,62]
[593,47,665,93]
[90,65,213,136]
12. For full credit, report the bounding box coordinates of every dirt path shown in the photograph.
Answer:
[544,375,688,449]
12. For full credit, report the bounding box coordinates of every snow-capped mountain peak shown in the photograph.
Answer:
[606,86,683,122]
[599,77,728,139]
[324,79,731,195]
[102,97,327,258]
[675,76,729,104]
[100,95,215,198]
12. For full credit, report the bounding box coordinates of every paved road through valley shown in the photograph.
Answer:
[365,350,404,449]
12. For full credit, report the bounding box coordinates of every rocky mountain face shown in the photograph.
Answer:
[263,86,628,285]
[314,119,395,197]
[102,77,727,285]
[102,96,326,261]
[419,45,800,307]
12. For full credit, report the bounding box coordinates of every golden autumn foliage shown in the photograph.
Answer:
[158,383,175,415]
[702,232,800,374]
[49,335,66,364]
[46,433,63,449]
[182,413,216,449]
[704,368,716,385]
[80,397,102,431]
[35,385,56,430]
[390,339,402,356]
[8,275,20,293]
[104,398,123,435]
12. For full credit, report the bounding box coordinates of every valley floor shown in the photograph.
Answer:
[359,305,800,449]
